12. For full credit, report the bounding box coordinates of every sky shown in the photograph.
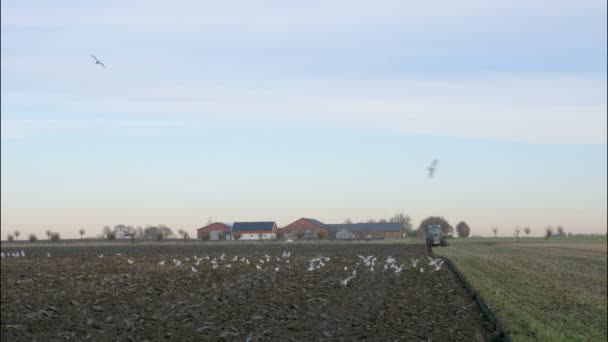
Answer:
[1,0,606,238]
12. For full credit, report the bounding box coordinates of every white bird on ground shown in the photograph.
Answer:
[307,265,315,271]
[339,275,355,286]
[21,250,25,257]
[246,259,251,265]
[115,253,122,256]
[265,254,270,260]
[185,257,190,262]
[411,259,419,268]
[225,264,232,268]
[0,252,4,258]
[98,254,104,258]
[434,260,445,271]
[191,266,198,273]
[282,251,290,258]
[256,265,262,270]
[46,252,51,257]
[240,257,246,262]
[370,266,374,272]
[232,256,238,262]
[212,264,219,270]
[195,259,200,266]
[275,267,279,272]
[12,252,18,257]
[383,264,388,271]
[394,265,404,273]
[276,256,282,262]
[286,260,290,263]
[344,266,348,271]
[173,259,181,266]
[420,267,424,273]
[220,253,226,261]
[259,259,265,264]
[128,258,135,264]
[352,269,357,277]
[159,260,165,266]
[385,256,396,264]
[90,54,106,68]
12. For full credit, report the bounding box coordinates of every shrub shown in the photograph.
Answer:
[456,221,471,238]
[156,232,164,241]
[316,230,328,240]
[295,230,305,240]
[545,226,553,239]
[524,227,531,237]
[275,230,284,240]
[14,230,21,240]
[106,231,117,240]
[233,233,241,240]
[201,232,210,241]
[29,234,38,243]
[7,234,14,242]
[79,228,85,239]
[50,232,61,241]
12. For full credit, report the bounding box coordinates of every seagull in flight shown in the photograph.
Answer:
[90,55,106,69]
[428,159,439,178]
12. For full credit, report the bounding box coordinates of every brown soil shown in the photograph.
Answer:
[1,243,493,341]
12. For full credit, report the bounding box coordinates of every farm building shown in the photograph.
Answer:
[232,221,278,240]
[281,218,333,239]
[327,223,403,239]
[197,222,232,241]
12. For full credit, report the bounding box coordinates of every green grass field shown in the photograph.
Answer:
[437,237,607,342]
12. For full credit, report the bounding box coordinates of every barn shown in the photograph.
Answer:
[197,222,232,241]
[232,221,278,240]
[281,218,332,239]
[327,223,403,240]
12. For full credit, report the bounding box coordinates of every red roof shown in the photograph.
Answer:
[196,222,231,232]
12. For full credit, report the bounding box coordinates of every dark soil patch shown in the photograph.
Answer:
[1,243,492,341]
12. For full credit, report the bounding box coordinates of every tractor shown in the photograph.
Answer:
[426,224,448,250]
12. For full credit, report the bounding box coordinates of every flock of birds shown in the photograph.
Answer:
[2,249,445,287]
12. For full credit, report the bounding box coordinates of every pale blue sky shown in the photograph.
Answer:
[1,0,606,238]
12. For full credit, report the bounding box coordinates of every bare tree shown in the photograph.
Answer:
[344,218,353,224]
[207,217,213,225]
[556,226,565,237]
[514,226,521,240]
[316,230,328,240]
[51,232,61,241]
[545,226,553,239]
[492,227,498,238]
[524,227,531,237]
[29,233,38,243]
[14,230,20,240]
[46,230,52,240]
[7,234,14,242]
[79,228,85,239]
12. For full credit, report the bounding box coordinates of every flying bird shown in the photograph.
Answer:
[428,159,439,178]
[90,55,106,68]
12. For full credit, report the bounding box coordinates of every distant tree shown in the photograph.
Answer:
[177,229,189,240]
[233,233,242,240]
[514,226,521,240]
[275,230,284,240]
[378,218,388,224]
[79,228,85,239]
[556,226,565,238]
[207,217,213,225]
[136,226,144,239]
[183,232,190,241]
[50,232,60,241]
[46,230,52,240]
[545,226,553,239]
[156,232,164,241]
[201,232,210,241]
[417,216,454,238]
[143,226,174,240]
[295,230,305,240]
[106,230,117,241]
[492,227,498,238]
[389,213,413,237]
[14,230,20,240]
[367,219,377,224]
[316,230,328,240]
[524,227,531,237]
[344,218,353,224]
[567,232,573,238]
[456,221,471,238]
[7,234,14,242]
[29,233,38,243]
